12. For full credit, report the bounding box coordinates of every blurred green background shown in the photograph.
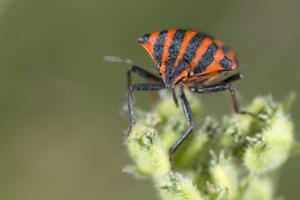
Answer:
[0,0,299,199]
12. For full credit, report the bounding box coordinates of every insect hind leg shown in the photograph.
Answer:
[226,84,254,116]
[169,85,194,169]
[222,72,243,84]
[189,83,253,116]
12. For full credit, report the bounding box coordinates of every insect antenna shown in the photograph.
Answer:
[103,55,159,75]
[103,55,134,65]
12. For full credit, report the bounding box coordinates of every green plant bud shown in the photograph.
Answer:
[161,118,186,148]
[125,93,296,200]
[126,124,170,176]
[241,177,273,200]
[222,96,271,143]
[175,128,208,168]
[205,181,229,200]
[158,173,205,200]
[209,152,238,199]
[244,107,293,173]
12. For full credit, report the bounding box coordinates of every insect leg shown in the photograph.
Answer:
[226,84,253,115]
[127,65,164,135]
[129,65,163,83]
[189,83,229,93]
[189,83,252,115]
[222,72,243,83]
[172,87,179,107]
[127,69,135,135]
[131,83,165,90]
[169,85,194,168]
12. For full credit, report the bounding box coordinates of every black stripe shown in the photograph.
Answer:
[153,30,168,63]
[168,29,186,59]
[164,59,187,87]
[172,60,187,80]
[194,43,218,74]
[219,56,232,70]
[183,32,207,63]
[165,58,175,86]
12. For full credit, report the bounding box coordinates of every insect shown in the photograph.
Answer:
[108,29,250,168]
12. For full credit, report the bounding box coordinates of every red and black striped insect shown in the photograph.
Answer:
[108,29,250,167]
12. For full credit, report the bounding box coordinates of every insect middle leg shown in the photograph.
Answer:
[126,65,164,135]
[169,84,194,168]
[189,83,248,115]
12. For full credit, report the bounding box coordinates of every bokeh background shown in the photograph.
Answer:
[0,0,299,199]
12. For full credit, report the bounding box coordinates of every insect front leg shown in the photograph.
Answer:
[169,84,194,169]
[126,65,164,136]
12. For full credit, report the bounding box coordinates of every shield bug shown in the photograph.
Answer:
[107,29,251,168]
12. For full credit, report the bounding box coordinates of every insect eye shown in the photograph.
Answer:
[188,71,194,77]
